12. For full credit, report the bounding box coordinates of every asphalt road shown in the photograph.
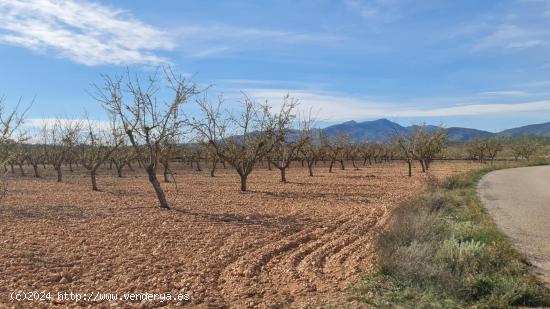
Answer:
[478,165,550,285]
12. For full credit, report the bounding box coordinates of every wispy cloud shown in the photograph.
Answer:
[343,0,404,24]
[474,24,545,50]
[244,88,550,120]
[479,91,529,97]
[0,0,174,65]
[0,0,345,63]
[175,24,345,58]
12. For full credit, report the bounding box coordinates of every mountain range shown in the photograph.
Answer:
[321,119,550,142]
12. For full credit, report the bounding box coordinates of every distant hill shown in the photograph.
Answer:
[320,119,550,142]
[446,127,495,142]
[323,119,408,142]
[499,122,550,137]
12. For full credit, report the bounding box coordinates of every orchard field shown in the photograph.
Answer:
[0,161,478,308]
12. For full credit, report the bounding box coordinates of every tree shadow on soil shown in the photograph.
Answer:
[171,208,310,230]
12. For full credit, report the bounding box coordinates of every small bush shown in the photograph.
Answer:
[528,158,550,166]
[439,173,472,190]
[435,238,488,277]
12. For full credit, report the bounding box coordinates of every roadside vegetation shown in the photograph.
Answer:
[351,164,550,308]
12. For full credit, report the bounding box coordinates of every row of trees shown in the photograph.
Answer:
[1,68,541,209]
[464,137,538,163]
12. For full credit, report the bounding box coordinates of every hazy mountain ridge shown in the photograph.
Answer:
[321,119,550,142]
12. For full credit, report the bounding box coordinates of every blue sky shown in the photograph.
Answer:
[1,0,550,132]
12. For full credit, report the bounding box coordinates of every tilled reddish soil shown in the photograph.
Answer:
[0,162,477,308]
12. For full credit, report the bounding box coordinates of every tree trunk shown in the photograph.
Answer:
[280,168,286,182]
[407,159,412,177]
[117,165,123,177]
[91,169,98,191]
[127,162,134,171]
[55,166,62,182]
[419,159,426,172]
[340,159,345,170]
[307,160,314,177]
[10,163,14,174]
[32,164,40,178]
[195,160,202,172]
[147,165,169,209]
[163,164,170,183]
[18,164,25,176]
[267,159,272,171]
[162,166,170,182]
[69,162,73,172]
[329,160,334,173]
[210,160,217,177]
[351,158,358,170]
[240,174,248,192]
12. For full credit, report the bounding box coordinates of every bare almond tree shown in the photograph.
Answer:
[205,144,221,177]
[23,144,44,178]
[77,119,123,191]
[484,138,503,164]
[191,145,205,172]
[299,119,320,177]
[510,138,538,161]
[359,142,376,166]
[159,137,177,183]
[396,133,415,177]
[396,125,446,176]
[193,93,282,191]
[42,119,81,182]
[95,67,197,209]
[270,95,301,182]
[321,133,349,172]
[465,140,486,163]
[412,125,447,172]
[0,97,29,199]
[11,143,26,176]
[345,141,360,170]
[111,144,134,178]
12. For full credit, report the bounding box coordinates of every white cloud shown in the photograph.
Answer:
[479,91,529,97]
[244,88,550,120]
[0,0,174,65]
[474,24,545,50]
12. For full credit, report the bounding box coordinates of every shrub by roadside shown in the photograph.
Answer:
[350,166,550,308]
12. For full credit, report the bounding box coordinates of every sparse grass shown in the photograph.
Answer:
[350,165,550,308]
